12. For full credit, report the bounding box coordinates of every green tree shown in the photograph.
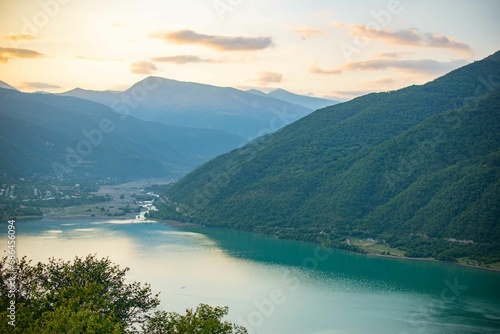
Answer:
[0,255,160,333]
[144,304,248,334]
[0,256,247,334]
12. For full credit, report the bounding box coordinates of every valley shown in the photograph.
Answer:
[2,52,499,271]
[1,2,499,333]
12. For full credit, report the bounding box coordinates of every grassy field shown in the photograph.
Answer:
[457,258,500,270]
[349,238,406,257]
[47,202,137,218]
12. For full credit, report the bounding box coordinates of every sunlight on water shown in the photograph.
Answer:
[2,219,499,334]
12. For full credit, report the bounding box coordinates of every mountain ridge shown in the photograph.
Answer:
[246,87,338,110]
[60,76,313,139]
[267,88,337,109]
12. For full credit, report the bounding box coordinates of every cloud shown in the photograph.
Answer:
[347,25,473,56]
[349,25,420,43]
[253,71,285,85]
[343,58,468,74]
[311,58,468,76]
[20,82,61,90]
[4,34,36,41]
[152,29,273,51]
[310,63,341,75]
[374,52,408,59]
[367,78,395,86]
[151,55,215,64]
[130,61,158,74]
[329,90,375,99]
[291,27,328,39]
[0,47,44,63]
[424,33,472,52]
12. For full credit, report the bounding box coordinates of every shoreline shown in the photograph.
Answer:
[42,214,135,221]
[156,218,500,273]
[364,252,500,272]
[160,219,201,228]
[19,214,500,273]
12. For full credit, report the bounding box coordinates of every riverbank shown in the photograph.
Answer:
[364,252,500,272]
[13,174,497,273]
[345,237,500,272]
[161,219,201,228]
[11,211,500,273]
[150,218,500,272]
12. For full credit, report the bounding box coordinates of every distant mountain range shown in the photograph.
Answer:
[60,77,316,139]
[0,88,242,180]
[0,77,335,180]
[60,88,121,107]
[158,51,500,264]
[247,88,337,110]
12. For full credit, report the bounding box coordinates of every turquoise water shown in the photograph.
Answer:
[3,219,500,334]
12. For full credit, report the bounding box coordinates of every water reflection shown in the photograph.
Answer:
[2,219,499,334]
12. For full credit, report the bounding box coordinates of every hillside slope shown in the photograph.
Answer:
[157,51,500,264]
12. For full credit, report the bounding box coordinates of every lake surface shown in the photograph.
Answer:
[3,218,500,334]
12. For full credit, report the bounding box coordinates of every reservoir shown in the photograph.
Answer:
[3,218,500,334]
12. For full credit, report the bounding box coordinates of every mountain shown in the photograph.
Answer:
[62,87,121,106]
[246,89,268,97]
[156,51,500,264]
[0,88,242,180]
[60,77,312,139]
[247,88,338,110]
[268,88,337,110]
[0,80,17,91]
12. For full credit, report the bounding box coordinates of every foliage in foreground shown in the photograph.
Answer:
[0,255,246,333]
[144,304,248,334]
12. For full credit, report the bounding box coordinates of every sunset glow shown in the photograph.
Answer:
[0,0,498,98]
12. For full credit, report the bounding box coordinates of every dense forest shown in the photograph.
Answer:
[153,51,500,265]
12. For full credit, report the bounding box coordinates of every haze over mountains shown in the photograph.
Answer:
[60,77,319,139]
[0,77,332,180]
[0,88,242,179]
[247,88,338,110]
[157,51,500,263]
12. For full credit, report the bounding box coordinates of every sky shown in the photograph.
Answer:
[0,0,499,99]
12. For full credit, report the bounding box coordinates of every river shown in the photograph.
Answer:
[3,218,500,334]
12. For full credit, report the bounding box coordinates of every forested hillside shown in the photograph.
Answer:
[155,51,500,265]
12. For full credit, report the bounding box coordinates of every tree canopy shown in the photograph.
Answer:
[0,255,246,334]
